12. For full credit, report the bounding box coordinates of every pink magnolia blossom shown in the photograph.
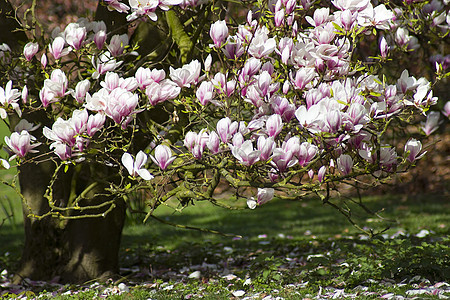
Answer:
[196,81,214,105]
[257,136,275,161]
[72,79,90,103]
[122,151,154,180]
[87,113,106,136]
[318,166,326,183]
[297,142,318,167]
[442,101,450,118]
[70,109,89,134]
[230,140,261,166]
[145,80,180,106]
[104,87,139,128]
[210,20,228,48]
[50,142,72,161]
[107,34,129,57]
[207,131,220,154]
[222,36,244,59]
[257,188,274,205]
[21,86,28,104]
[421,111,441,136]
[40,53,48,68]
[104,0,130,13]
[135,67,165,89]
[23,42,39,61]
[64,23,87,50]
[248,27,276,59]
[306,7,330,27]
[49,36,71,60]
[91,52,123,79]
[379,36,389,58]
[39,87,56,108]
[0,80,21,117]
[404,138,425,163]
[248,187,274,208]
[44,69,68,97]
[271,96,295,121]
[43,117,77,147]
[292,68,316,90]
[169,60,201,88]
[271,147,297,172]
[151,145,176,170]
[4,130,41,159]
[94,30,107,49]
[337,154,353,175]
[274,9,285,27]
[266,114,283,138]
[216,117,238,143]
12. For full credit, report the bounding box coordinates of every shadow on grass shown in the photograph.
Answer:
[122,192,450,250]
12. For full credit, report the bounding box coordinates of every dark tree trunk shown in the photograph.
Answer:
[1,0,129,284]
[11,112,127,284]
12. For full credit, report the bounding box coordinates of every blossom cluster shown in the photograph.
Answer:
[1,0,448,209]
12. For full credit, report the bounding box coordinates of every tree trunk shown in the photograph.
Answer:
[11,112,126,284]
[1,0,129,284]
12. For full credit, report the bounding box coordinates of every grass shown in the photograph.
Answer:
[1,186,449,299]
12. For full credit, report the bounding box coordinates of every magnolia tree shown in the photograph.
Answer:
[0,0,449,283]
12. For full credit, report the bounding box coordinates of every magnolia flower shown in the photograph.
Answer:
[379,36,388,58]
[104,87,139,128]
[196,81,214,105]
[207,131,220,154]
[257,187,274,205]
[337,154,353,175]
[210,20,228,48]
[91,52,123,79]
[49,36,71,60]
[94,30,107,49]
[421,111,441,136]
[0,80,21,117]
[72,79,90,103]
[216,117,238,143]
[50,142,72,161]
[122,151,154,180]
[145,80,180,106]
[404,138,425,163]
[107,34,128,57]
[230,140,261,166]
[70,109,89,134]
[271,148,297,172]
[44,69,68,97]
[14,119,40,133]
[43,117,77,147]
[151,145,175,170]
[21,86,28,104]
[64,23,87,50]
[257,136,275,161]
[23,42,39,61]
[442,101,450,118]
[266,114,283,137]
[292,68,316,90]
[247,187,275,209]
[248,27,276,59]
[4,130,41,159]
[86,113,106,136]
[318,166,326,183]
[169,60,201,88]
[40,53,48,68]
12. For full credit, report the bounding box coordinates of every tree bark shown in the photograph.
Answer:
[1,0,129,284]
